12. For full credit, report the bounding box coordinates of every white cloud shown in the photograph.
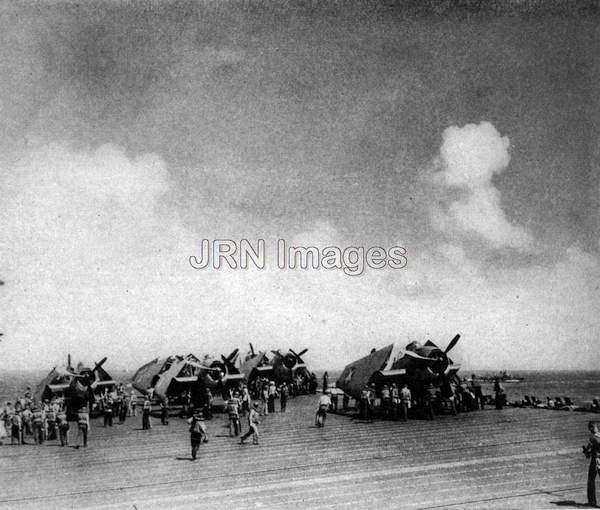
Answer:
[432,121,533,251]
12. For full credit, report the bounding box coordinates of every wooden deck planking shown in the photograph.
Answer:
[0,396,594,509]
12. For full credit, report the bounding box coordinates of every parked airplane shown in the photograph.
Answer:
[336,334,461,401]
[132,350,244,404]
[35,355,116,417]
[238,344,315,394]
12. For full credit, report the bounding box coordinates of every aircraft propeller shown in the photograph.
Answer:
[222,348,239,365]
[92,357,108,373]
[444,334,460,354]
[290,348,308,360]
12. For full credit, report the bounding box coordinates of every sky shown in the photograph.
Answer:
[1,1,599,371]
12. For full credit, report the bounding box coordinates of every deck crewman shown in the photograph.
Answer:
[267,381,277,414]
[240,402,260,445]
[103,395,114,427]
[76,407,89,448]
[187,410,207,460]
[21,404,32,441]
[129,389,137,417]
[56,407,69,446]
[32,406,45,444]
[425,384,437,420]
[142,396,152,430]
[279,382,289,412]
[10,409,22,445]
[400,384,412,421]
[381,384,391,419]
[160,397,169,426]
[315,390,332,427]
[241,386,251,416]
[583,421,600,507]
[46,406,57,440]
[226,393,242,437]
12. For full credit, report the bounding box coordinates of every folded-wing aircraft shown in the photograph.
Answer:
[132,350,244,404]
[35,355,116,416]
[336,334,461,401]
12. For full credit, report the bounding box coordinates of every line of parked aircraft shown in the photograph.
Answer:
[34,334,463,418]
[34,344,314,416]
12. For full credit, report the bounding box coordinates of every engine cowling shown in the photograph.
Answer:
[283,353,297,370]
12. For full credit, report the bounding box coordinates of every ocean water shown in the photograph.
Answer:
[2,369,600,407]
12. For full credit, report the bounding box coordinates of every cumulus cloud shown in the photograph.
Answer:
[0,143,197,366]
[431,121,533,251]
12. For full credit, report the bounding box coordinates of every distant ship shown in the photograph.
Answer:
[478,370,524,383]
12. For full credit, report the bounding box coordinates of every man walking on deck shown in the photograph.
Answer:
[240,403,260,445]
[187,410,207,460]
[315,390,332,427]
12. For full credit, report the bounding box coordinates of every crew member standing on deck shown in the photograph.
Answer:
[31,406,45,444]
[381,384,391,419]
[129,389,137,417]
[261,382,269,416]
[76,407,89,448]
[267,381,277,414]
[160,397,169,426]
[583,421,600,507]
[471,374,484,410]
[226,392,241,437]
[10,409,22,445]
[103,394,113,427]
[142,396,152,430]
[425,383,437,420]
[279,382,289,412]
[494,378,505,410]
[400,384,412,421]
[56,406,69,446]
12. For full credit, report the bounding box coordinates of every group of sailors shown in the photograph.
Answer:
[97,384,138,426]
[184,382,293,460]
[248,373,317,400]
[343,375,490,421]
[0,389,90,448]
[183,379,303,459]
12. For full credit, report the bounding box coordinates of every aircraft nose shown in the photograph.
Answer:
[283,353,297,370]
[431,353,449,375]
